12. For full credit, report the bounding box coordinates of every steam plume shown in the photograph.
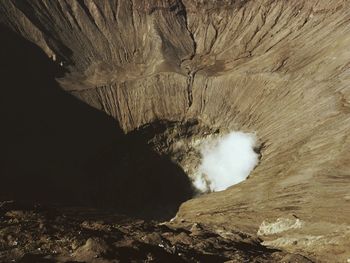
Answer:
[194,132,259,192]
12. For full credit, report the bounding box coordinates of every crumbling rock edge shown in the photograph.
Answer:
[0,201,313,263]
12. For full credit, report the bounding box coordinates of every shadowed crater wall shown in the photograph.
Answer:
[0,26,194,220]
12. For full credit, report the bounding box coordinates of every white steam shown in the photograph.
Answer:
[194,132,259,192]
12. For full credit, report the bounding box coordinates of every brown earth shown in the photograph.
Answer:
[0,201,311,263]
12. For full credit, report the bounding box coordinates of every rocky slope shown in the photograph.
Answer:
[1,0,350,262]
[0,201,312,263]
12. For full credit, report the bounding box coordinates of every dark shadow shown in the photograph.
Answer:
[0,25,194,220]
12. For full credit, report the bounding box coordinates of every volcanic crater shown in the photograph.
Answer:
[1,0,350,262]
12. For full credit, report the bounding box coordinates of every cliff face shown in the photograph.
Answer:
[1,0,350,262]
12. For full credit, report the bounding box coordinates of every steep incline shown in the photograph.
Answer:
[1,0,350,261]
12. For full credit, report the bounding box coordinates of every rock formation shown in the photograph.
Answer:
[1,0,350,262]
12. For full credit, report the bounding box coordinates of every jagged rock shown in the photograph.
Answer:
[73,238,110,262]
[0,203,312,262]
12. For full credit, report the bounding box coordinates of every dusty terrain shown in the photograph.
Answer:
[0,201,312,263]
[1,0,350,262]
